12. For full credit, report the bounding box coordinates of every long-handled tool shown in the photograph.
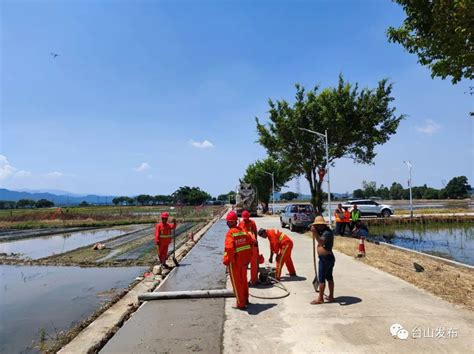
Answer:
[172,226,179,266]
[312,230,319,292]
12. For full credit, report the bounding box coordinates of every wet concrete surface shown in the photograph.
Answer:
[101,220,227,354]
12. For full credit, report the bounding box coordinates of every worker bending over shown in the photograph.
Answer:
[223,211,254,310]
[257,228,296,280]
[238,210,259,285]
[154,212,177,269]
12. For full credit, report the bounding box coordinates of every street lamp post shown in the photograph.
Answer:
[263,171,275,214]
[298,128,332,225]
[404,160,413,218]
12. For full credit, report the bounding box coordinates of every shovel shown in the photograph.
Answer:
[312,230,319,292]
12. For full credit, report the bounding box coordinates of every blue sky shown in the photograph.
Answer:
[1,0,472,197]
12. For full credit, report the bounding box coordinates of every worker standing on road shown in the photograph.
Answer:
[257,228,296,280]
[223,211,253,309]
[310,216,335,305]
[154,212,177,269]
[349,204,361,233]
[334,204,344,236]
[341,206,351,236]
[238,210,259,285]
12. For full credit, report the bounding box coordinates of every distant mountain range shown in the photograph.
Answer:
[0,188,116,205]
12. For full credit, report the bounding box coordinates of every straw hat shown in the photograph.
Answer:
[311,216,327,225]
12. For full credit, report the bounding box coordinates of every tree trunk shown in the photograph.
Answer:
[305,168,324,215]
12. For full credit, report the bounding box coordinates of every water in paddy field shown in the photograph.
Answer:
[0,225,144,259]
[0,265,146,353]
[369,224,474,266]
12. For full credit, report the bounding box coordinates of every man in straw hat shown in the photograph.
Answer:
[310,216,335,304]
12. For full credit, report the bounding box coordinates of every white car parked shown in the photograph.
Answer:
[342,199,394,218]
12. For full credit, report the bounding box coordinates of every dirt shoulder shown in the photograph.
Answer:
[324,234,474,311]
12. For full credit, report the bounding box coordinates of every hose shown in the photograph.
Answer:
[249,276,290,300]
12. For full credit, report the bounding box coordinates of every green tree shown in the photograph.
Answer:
[390,182,405,200]
[16,199,36,208]
[136,194,153,205]
[35,199,54,208]
[0,201,15,209]
[256,76,403,213]
[154,195,173,205]
[423,187,440,199]
[352,189,365,199]
[377,184,391,200]
[172,186,211,205]
[445,176,471,198]
[280,191,299,201]
[243,157,293,210]
[79,201,90,206]
[387,0,473,84]
[362,181,377,198]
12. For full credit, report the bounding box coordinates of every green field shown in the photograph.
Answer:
[0,205,226,229]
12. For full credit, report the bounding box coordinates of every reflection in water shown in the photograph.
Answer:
[370,224,474,266]
[0,226,143,260]
[0,265,146,353]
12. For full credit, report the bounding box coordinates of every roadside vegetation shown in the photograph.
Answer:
[0,205,225,229]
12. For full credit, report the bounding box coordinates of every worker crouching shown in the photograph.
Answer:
[257,228,296,281]
[223,211,253,309]
[154,212,177,269]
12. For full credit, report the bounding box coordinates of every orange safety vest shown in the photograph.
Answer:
[223,227,253,266]
[343,210,350,223]
[334,209,344,222]
[267,229,292,254]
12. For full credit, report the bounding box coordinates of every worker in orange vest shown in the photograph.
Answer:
[223,211,254,309]
[238,210,259,285]
[154,212,177,269]
[341,206,351,236]
[334,203,344,236]
[257,228,296,280]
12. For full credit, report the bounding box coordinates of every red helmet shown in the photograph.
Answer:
[161,212,169,218]
[242,210,250,219]
[226,211,238,222]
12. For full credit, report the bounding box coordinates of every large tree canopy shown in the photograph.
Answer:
[387,0,473,84]
[243,157,293,210]
[256,75,404,214]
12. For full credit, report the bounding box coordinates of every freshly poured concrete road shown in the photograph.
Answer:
[101,221,228,354]
[100,215,472,353]
[224,216,474,353]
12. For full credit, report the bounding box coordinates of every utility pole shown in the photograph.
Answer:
[404,160,413,218]
[298,128,332,225]
[263,171,275,214]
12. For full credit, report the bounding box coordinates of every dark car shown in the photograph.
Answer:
[280,204,315,231]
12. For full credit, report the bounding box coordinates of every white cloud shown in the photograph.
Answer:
[14,170,32,178]
[134,162,151,172]
[0,155,32,180]
[189,139,215,149]
[416,119,441,135]
[45,171,64,178]
[0,155,16,180]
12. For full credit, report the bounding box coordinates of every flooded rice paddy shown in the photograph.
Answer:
[370,223,474,266]
[0,225,145,260]
[0,265,146,353]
